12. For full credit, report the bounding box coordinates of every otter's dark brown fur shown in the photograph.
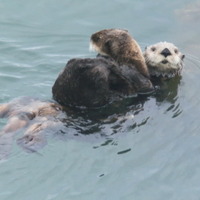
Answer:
[52,56,153,108]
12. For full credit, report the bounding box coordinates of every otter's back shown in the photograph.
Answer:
[52,58,115,107]
[52,57,154,107]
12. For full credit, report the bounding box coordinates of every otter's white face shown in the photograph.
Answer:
[144,42,185,78]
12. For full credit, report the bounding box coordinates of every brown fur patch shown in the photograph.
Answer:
[90,29,149,77]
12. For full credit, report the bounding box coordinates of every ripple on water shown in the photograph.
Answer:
[0,73,24,80]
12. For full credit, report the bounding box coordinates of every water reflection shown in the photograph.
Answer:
[60,75,182,142]
[152,76,181,103]
[153,76,183,119]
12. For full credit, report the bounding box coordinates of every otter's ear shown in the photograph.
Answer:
[181,54,185,60]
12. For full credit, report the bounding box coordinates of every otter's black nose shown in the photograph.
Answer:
[160,48,171,57]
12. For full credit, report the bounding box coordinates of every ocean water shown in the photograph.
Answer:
[1,0,200,199]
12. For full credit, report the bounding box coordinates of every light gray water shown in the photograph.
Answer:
[1,0,200,199]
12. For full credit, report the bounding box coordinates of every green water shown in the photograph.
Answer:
[1,0,200,199]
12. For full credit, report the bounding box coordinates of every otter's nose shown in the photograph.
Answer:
[160,48,171,57]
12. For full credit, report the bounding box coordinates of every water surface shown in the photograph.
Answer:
[1,0,200,200]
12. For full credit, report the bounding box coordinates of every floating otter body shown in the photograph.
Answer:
[53,29,184,108]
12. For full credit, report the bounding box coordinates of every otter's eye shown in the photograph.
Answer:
[174,49,178,54]
[151,47,156,52]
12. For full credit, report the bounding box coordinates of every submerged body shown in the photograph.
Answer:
[0,97,65,158]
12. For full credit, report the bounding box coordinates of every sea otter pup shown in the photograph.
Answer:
[90,29,149,78]
[52,29,184,108]
[52,29,154,107]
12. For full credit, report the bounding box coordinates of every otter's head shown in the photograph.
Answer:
[90,29,132,60]
[144,42,185,78]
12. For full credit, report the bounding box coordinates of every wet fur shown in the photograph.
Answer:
[144,42,185,78]
[53,29,155,108]
[90,29,149,78]
[52,56,153,107]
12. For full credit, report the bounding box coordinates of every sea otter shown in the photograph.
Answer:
[0,29,185,157]
[52,29,184,108]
